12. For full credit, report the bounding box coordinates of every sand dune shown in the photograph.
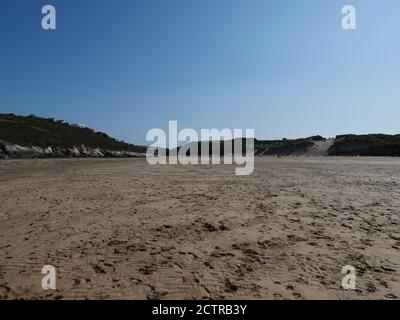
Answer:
[0,157,399,299]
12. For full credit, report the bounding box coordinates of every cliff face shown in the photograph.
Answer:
[0,142,144,159]
[0,114,146,159]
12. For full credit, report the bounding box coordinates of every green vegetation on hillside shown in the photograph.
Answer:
[174,136,324,156]
[328,134,400,156]
[0,113,146,153]
[255,136,324,155]
[3,114,400,158]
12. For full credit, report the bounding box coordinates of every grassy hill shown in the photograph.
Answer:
[0,113,145,153]
[173,136,327,156]
[328,134,400,156]
[254,136,325,156]
[2,113,400,158]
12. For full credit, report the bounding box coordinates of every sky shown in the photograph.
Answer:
[1,0,400,145]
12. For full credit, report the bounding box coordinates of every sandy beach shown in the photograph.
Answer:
[0,157,399,299]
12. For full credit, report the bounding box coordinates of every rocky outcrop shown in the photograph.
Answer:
[0,141,145,159]
[0,143,8,159]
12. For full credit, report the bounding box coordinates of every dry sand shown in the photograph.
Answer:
[0,157,399,300]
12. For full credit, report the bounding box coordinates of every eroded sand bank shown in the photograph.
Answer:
[0,157,399,299]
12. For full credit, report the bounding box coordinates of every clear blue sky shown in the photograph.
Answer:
[1,0,400,145]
